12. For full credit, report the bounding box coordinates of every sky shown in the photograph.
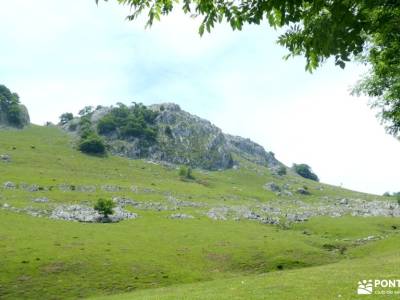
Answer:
[0,0,399,195]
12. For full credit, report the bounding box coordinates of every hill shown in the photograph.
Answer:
[0,122,399,299]
[60,103,281,171]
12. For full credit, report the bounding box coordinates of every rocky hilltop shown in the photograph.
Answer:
[62,103,282,170]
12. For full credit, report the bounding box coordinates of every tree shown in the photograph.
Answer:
[78,106,94,117]
[0,84,24,127]
[97,0,400,137]
[94,198,115,219]
[292,163,319,182]
[59,112,74,125]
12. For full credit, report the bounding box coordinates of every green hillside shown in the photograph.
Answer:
[0,125,399,299]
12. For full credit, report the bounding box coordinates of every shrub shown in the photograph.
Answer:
[97,115,116,134]
[78,106,94,117]
[59,113,74,125]
[6,103,23,126]
[276,165,287,176]
[292,163,319,181]
[179,166,194,180]
[94,198,115,218]
[78,134,106,155]
[165,125,173,137]
[395,192,400,204]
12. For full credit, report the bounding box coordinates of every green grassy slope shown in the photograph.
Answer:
[0,125,398,299]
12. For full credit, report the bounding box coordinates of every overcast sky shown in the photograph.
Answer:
[1,0,399,195]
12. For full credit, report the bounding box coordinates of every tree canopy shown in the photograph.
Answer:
[97,0,400,137]
[0,84,25,127]
[292,163,319,182]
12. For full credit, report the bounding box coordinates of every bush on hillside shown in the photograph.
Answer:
[78,134,106,155]
[276,165,287,176]
[179,166,195,180]
[97,115,117,134]
[292,163,319,182]
[165,125,173,137]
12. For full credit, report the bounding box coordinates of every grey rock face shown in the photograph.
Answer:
[149,103,233,170]
[225,134,281,168]
[19,105,30,126]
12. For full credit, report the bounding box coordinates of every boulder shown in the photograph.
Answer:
[3,181,16,189]
[0,154,11,163]
[264,182,281,193]
[296,188,311,195]
[169,213,194,219]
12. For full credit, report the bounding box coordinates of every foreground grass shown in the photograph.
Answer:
[91,238,400,300]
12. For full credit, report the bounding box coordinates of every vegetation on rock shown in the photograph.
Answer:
[59,112,74,125]
[97,103,158,142]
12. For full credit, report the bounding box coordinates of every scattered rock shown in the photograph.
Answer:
[32,197,49,203]
[101,185,121,192]
[264,182,281,193]
[206,207,228,220]
[76,185,96,193]
[286,213,309,223]
[0,154,11,162]
[50,204,137,223]
[3,181,16,189]
[296,188,310,195]
[339,198,349,205]
[26,185,40,192]
[169,213,194,219]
